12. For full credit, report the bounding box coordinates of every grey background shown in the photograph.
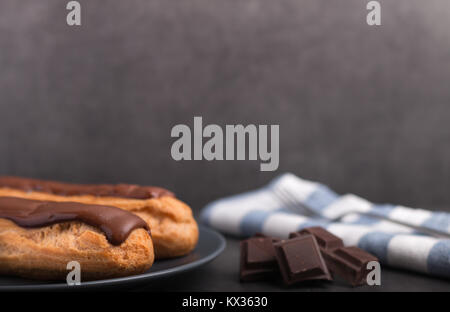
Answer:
[1,0,450,214]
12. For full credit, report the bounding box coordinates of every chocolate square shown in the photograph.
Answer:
[246,237,277,269]
[323,246,378,286]
[252,232,266,238]
[240,237,278,282]
[273,235,332,285]
[252,233,280,243]
[290,227,344,250]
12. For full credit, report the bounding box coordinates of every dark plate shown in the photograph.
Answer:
[0,226,225,291]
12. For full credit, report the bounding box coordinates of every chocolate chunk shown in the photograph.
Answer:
[323,246,378,286]
[296,227,344,250]
[288,232,301,239]
[252,233,280,243]
[240,237,278,282]
[273,235,332,285]
[253,232,266,238]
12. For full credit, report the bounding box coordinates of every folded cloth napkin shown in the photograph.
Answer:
[201,173,450,279]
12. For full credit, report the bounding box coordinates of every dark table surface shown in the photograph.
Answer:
[135,236,450,292]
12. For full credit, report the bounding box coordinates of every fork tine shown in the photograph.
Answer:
[274,185,310,215]
[277,186,315,216]
[274,186,300,213]
[272,187,296,212]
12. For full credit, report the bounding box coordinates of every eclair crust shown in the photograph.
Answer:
[0,219,154,280]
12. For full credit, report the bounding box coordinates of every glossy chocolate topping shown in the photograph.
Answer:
[0,197,150,245]
[0,176,174,199]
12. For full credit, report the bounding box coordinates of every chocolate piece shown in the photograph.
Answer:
[253,232,266,238]
[323,246,378,286]
[296,227,344,250]
[0,197,150,245]
[240,237,278,282]
[0,176,174,200]
[289,232,301,239]
[273,235,332,285]
[252,233,280,243]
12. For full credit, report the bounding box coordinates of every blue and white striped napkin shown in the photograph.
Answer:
[201,173,450,279]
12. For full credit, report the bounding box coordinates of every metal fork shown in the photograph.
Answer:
[272,185,450,239]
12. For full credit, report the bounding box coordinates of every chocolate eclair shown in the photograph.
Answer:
[0,197,154,281]
[0,176,173,200]
[0,176,199,259]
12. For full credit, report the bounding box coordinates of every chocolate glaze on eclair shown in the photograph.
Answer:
[0,197,150,245]
[0,176,174,199]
